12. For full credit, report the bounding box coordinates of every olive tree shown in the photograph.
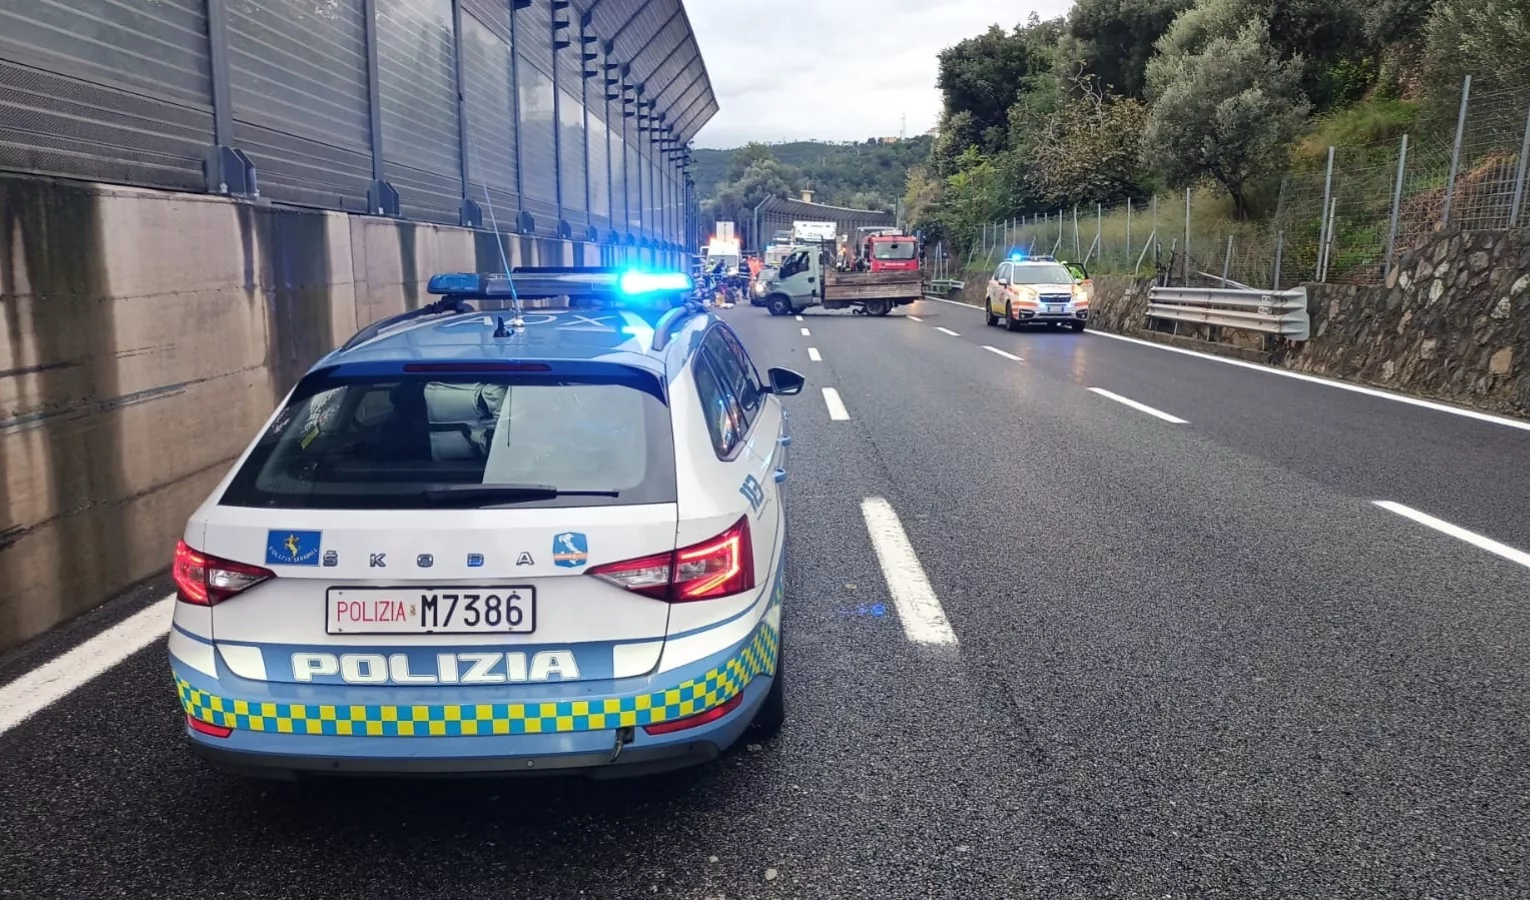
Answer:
[1141,20,1309,217]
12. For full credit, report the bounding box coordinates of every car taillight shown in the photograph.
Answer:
[173,540,274,606]
[588,517,754,603]
[187,714,233,738]
[642,692,744,735]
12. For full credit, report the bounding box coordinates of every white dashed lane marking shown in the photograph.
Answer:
[800,327,811,337]
[822,387,850,421]
[860,498,958,647]
[808,347,822,362]
[1375,502,1530,571]
[935,327,960,337]
[982,346,1022,361]
[1087,387,1188,424]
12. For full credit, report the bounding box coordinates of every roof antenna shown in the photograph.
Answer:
[470,135,524,330]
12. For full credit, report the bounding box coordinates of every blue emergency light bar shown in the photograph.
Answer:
[619,271,691,294]
[425,267,692,304]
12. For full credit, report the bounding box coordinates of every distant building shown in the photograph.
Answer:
[753,196,896,253]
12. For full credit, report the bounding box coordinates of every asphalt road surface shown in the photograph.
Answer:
[2,297,1529,899]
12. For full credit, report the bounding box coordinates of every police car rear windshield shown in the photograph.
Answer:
[221,371,675,510]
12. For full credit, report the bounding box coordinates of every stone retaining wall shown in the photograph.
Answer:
[1082,230,1529,418]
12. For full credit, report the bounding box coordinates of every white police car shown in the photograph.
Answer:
[168,267,803,778]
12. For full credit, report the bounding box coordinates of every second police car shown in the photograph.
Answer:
[167,267,804,778]
[983,254,1090,332]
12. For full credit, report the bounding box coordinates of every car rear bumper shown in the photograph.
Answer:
[185,689,761,780]
[171,619,778,780]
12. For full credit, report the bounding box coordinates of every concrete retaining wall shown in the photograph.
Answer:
[0,173,679,651]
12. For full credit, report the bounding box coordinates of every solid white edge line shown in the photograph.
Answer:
[907,315,923,322]
[800,327,811,336]
[925,296,978,308]
[1087,329,1530,434]
[1088,387,1188,424]
[808,347,823,362]
[822,387,850,420]
[860,498,958,647]
[1374,502,1530,570]
[935,327,960,337]
[0,595,176,737]
[982,345,1022,361]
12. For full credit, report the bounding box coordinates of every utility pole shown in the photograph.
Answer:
[900,113,906,141]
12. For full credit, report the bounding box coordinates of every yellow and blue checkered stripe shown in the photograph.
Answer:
[178,623,778,738]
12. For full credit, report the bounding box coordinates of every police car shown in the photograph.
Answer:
[168,267,804,778]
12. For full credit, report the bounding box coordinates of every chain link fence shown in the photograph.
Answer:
[964,75,1530,288]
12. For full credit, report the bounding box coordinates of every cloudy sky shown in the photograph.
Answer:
[685,1,1073,149]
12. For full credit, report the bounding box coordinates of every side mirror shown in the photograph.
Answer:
[766,367,806,396]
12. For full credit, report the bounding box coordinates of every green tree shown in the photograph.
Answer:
[1058,0,1195,97]
[933,15,1064,171]
[1028,77,1151,205]
[726,142,777,181]
[1145,0,1263,98]
[1362,0,1438,44]
[702,156,808,241]
[1422,0,1530,111]
[902,164,944,232]
[1141,20,1310,217]
[1147,0,1371,109]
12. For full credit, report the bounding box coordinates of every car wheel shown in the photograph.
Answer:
[1005,303,1021,332]
[767,295,793,317]
[750,644,785,736]
[1070,321,1086,333]
[985,301,999,327]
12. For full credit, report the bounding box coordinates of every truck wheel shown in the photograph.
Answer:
[767,295,793,317]
[865,299,892,317]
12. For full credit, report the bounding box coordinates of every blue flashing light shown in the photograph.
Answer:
[427,272,480,295]
[1008,251,1026,263]
[619,270,691,295]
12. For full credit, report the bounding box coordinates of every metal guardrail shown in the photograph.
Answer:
[1146,286,1311,341]
[927,279,965,293]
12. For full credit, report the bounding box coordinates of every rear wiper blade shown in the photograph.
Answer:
[420,483,621,504]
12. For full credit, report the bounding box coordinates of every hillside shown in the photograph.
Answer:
[692,137,932,209]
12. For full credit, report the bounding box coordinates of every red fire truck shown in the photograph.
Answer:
[861,231,920,273]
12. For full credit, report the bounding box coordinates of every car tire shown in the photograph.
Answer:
[865,299,892,316]
[1070,321,1086,333]
[750,645,786,736]
[767,295,793,317]
[985,302,999,327]
[1005,304,1021,332]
